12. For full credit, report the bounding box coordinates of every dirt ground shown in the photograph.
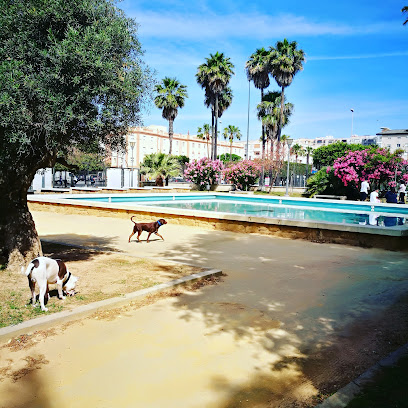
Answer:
[0,241,205,327]
[1,210,408,407]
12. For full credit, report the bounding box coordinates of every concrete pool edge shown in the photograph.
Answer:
[27,196,408,251]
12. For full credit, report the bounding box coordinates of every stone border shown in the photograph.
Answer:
[0,267,222,343]
[314,343,408,407]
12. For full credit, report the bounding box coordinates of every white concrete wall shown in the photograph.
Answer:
[31,168,53,191]
[106,168,139,188]
[106,168,123,188]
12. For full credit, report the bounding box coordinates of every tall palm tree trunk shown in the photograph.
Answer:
[277,86,285,142]
[214,95,219,160]
[206,138,210,158]
[211,110,215,160]
[260,88,265,187]
[306,153,310,179]
[168,119,174,155]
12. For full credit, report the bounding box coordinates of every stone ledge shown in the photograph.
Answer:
[0,268,223,343]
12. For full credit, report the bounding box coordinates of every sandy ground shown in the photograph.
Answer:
[1,210,408,407]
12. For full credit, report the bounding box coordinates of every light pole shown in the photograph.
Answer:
[130,141,135,187]
[284,138,293,197]
[246,79,250,159]
[350,109,354,137]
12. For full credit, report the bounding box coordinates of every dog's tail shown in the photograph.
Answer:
[21,262,35,277]
[21,258,39,277]
[130,216,137,224]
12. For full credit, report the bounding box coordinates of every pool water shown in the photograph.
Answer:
[68,195,408,229]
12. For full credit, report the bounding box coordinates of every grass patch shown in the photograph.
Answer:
[0,241,204,328]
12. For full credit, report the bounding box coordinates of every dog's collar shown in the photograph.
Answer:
[63,271,71,287]
[157,220,162,227]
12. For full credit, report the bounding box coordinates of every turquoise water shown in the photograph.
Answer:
[68,195,408,229]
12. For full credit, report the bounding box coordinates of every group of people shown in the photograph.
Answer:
[360,179,406,204]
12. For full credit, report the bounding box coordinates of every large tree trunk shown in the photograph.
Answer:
[168,119,174,155]
[0,148,55,270]
[260,88,265,187]
[0,164,47,271]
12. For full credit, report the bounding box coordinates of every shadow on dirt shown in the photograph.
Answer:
[156,230,408,407]
[41,235,121,261]
[1,356,52,408]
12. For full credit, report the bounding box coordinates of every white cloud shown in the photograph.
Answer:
[309,51,408,61]
[133,11,399,41]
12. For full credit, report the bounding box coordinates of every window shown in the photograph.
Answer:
[397,144,401,147]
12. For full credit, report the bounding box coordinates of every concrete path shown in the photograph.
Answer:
[1,211,408,407]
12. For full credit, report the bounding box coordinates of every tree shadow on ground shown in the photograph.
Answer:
[0,354,53,408]
[41,235,122,261]
[156,229,408,407]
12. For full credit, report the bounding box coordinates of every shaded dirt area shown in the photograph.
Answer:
[0,241,205,327]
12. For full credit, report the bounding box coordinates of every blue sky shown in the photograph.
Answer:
[121,0,408,141]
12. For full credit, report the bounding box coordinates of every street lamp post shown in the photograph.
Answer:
[284,138,293,197]
[130,141,135,187]
[350,109,354,137]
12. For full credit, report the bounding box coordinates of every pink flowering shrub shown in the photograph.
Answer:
[184,158,224,190]
[332,148,408,188]
[223,160,261,190]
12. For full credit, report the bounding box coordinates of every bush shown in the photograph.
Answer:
[184,158,223,190]
[305,167,359,200]
[223,160,260,191]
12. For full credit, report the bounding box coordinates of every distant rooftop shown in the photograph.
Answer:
[376,128,408,136]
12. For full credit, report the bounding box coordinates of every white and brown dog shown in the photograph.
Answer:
[22,256,78,312]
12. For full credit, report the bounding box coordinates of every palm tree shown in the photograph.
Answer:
[257,91,293,163]
[154,77,188,155]
[204,87,233,158]
[197,124,211,158]
[269,39,305,142]
[291,143,303,187]
[305,146,314,179]
[223,125,242,161]
[140,153,180,186]
[196,52,235,160]
[246,48,271,184]
[403,6,408,25]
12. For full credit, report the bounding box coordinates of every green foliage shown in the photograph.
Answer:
[313,142,375,169]
[140,153,181,185]
[174,155,190,166]
[305,167,359,199]
[54,150,106,172]
[218,154,242,163]
[0,0,153,178]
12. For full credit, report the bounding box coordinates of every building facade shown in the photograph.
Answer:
[109,126,408,169]
[109,125,245,169]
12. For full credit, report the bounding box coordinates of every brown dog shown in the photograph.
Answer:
[128,216,167,243]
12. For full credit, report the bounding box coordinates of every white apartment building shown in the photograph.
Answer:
[376,128,408,159]
[245,129,406,165]
[109,125,245,168]
[108,126,408,169]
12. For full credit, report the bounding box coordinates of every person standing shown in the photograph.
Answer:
[360,178,370,201]
[398,181,406,204]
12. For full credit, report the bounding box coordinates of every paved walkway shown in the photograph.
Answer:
[1,211,408,407]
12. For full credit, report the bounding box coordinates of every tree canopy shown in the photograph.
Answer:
[312,142,374,169]
[0,0,153,267]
